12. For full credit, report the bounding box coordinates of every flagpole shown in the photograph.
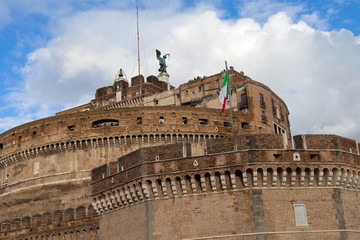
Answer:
[225,61,235,136]
[136,4,141,76]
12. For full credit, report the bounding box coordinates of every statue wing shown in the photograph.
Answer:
[156,49,161,60]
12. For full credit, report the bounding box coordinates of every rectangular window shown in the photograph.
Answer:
[261,111,267,122]
[260,94,265,108]
[293,203,308,227]
[224,122,229,126]
[198,86,202,92]
[159,117,164,124]
[274,124,278,134]
[241,93,248,104]
[239,93,248,110]
[182,117,187,125]
[199,119,208,125]
[273,123,286,135]
[67,125,75,131]
[137,117,142,124]
[272,101,276,115]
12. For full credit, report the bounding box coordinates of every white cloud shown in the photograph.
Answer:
[2,3,360,143]
[238,0,304,23]
[300,11,329,30]
[0,2,11,29]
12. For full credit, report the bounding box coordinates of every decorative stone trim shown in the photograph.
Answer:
[0,133,223,169]
[91,165,360,214]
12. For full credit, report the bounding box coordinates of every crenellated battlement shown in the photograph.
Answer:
[91,134,286,184]
[0,205,99,240]
[91,159,360,214]
[90,135,360,215]
[294,134,360,154]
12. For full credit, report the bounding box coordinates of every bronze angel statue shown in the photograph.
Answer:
[156,49,170,74]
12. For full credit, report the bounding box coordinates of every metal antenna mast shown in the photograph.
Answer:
[136,4,141,76]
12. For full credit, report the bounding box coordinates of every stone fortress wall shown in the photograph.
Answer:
[0,106,251,225]
[91,134,360,240]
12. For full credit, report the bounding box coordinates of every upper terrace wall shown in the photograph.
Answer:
[294,134,359,154]
[142,69,292,146]
[58,68,291,146]
[0,106,253,161]
[51,68,292,150]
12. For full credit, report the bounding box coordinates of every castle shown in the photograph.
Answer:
[0,66,359,240]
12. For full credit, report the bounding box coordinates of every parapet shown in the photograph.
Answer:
[131,75,145,86]
[90,134,360,217]
[91,134,285,183]
[0,205,99,238]
[294,134,359,154]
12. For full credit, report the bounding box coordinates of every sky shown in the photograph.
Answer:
[0,0,360,142]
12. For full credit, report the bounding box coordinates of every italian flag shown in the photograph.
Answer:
[219,69,229,115]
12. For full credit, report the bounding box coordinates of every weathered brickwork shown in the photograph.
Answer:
[341,190,360,236]
[91,138,360,239]
[99,203,147,240]
[0,205,99,240]
[294,134,359,154]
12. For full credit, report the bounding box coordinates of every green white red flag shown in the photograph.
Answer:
[219,67,229,114]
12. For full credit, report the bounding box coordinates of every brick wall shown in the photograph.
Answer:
[98,191,254,240]
[0,205,99,239]
[131,75,144,86]
[99,203,147,240]
[97,187,359,239]
[294,134,359,154]
[92,134,284,188]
